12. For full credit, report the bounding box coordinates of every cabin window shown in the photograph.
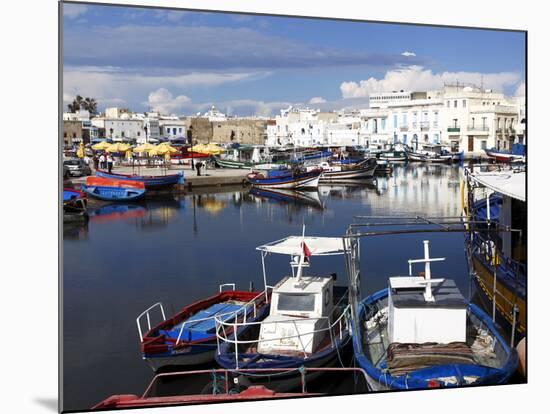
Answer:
[277,294,316,312]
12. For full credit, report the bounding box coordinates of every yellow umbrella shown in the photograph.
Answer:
[106,143,131,153]
[92,140,111,150]
[125,149,133,159]
[76,142,85,158]
[190,143,207,153]
[203,143,224,155]
[156,143,178,153]
[134,142,156,153]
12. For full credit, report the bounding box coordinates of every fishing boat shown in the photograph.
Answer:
[137,284,270,371]
[374,159,393,175]
[484,144,525,163]
[462,167,526,344]
[378,146,408,162]
[81,177,146,202]
[312,158,378,182]
[407,144,453,163]
[246,167,322,189]
[92,367,369,409]
[63,188,87,214]
[215,233,352,389]
[346,234,518,391]
[96,170,184,190]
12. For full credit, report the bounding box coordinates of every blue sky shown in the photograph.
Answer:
[63,2,526,116]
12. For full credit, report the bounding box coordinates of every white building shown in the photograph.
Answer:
[91,115,145,142]
[159,116,187,140]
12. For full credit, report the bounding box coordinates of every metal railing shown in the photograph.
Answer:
[174,290,267,346]
[215,304,351,369]
[137,302,166,341]
[467,126,489,132]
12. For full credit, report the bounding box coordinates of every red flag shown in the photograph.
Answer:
[302,241,311,258]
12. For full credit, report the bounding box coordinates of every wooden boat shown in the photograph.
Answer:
[81,179,146,202]
[137,284,270,371]
[314,158,378,182]
[96,170,184,190]
[378,149,408,162]
[86,176,147,189]
[246,167,322,189]
[408,152,451,163]
[348,238,518,391]
[374,159,393,175]
[484,145,525,163]
[92,367,369,410]
[463,167,526,344]
[215,234,352,390]
[63,188,88,223]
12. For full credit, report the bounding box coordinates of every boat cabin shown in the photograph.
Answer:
[258,275,333,354]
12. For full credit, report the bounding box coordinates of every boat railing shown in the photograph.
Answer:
[215,304,352,369]
[137,302,166,341]
[174,289,269,346]
[138,367,369,399]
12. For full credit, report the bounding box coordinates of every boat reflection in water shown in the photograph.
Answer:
[318,178,380,200]
[249,187,323,210]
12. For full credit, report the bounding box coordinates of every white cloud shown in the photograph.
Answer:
[154,10,187,22]
[146,88,191,114]
[63,4,88,19]
[515,81,525,97]
[309,96,327,104]
[340,66,522,98]
[401,51,416,57]
[63,66,271,112]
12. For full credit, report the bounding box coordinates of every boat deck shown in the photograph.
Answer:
[160,300,247,341]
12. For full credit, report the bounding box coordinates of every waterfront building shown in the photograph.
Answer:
[91,114,145,142]
[158,116,186,140]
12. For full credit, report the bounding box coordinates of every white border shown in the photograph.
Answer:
[2,1,547,414]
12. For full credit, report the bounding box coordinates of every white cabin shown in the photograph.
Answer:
[257,276,333,354]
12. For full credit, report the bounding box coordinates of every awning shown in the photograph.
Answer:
[469,170,525,202]
[257,236,346,256]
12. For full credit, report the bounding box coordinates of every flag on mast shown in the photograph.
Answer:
[302,241,311,258]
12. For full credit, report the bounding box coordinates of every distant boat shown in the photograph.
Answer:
[246,167,322,189]
[63,187,87,215]
[137,284,270,371]
[249,187,323,210]
[81,177,146,202]
[96,170,184,190]
[379,148,408,162]
[484,144,525,163]
[316,158,378,181]
[351,239,518,391]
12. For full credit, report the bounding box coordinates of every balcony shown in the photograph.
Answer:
[467,125,489,134]
[399,124,409,132]
[447,127,460,133]
[420,121,430,131]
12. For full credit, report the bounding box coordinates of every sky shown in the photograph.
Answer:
[62,2,526,116]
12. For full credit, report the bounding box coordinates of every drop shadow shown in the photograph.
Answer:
[34,397,58,412]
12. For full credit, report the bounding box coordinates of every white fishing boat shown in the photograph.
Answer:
[307,159,378,182]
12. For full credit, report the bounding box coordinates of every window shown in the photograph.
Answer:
[447,101,450,108]
[381,119,386,130]
[462,100,466,108]
[402,114,407,125]
[454,100,457,108]
[179,128,182,133]
[393,115,398,128]
[137,132,140,137]
[481,140,487,149]
[434,133,440,143]
[72,132,76,138]
[403,134,407,143]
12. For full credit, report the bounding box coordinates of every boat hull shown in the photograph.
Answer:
[247,171,321,189]
[96,170,184,190]
[319,166,376,181]
[80,185,146,201]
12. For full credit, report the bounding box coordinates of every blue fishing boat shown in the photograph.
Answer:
[80,184,146,201]
[215,233,352,389]
[484,143,525,162]
[345,234,518,391]
[96,170,184,190]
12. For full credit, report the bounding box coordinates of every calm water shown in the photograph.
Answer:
[63,164,467,411]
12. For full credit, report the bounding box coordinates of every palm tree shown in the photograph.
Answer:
[67,95,84,113]
[83,97,98,114]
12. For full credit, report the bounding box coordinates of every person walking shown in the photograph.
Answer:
[107,154,114,174]
[196,161,203,176]
[99,153,106,170]
[92,154,99,170]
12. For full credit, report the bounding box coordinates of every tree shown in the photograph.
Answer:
[67,95,98,114]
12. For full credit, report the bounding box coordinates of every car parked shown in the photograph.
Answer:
[63,159,92,177]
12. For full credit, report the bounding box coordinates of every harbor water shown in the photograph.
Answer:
[63,164,468,410]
